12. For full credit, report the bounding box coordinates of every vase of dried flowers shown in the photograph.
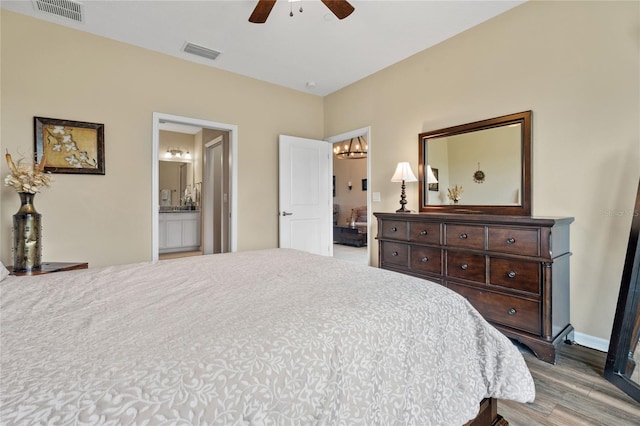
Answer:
[447,185,464,205]
[12,192,42,271]
[4,150,51,272]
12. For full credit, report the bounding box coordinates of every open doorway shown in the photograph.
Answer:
[151,113,238,261]
[325,127,371,266]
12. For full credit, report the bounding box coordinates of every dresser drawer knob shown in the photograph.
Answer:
[460,263,468,270]
[506,237,516,245]
[507,271,517,278]
[459,233,468,240]
[508,308,517,316]
[420,230,428,236]
[421,257,429,263]
[391,227,397,232]
[392,251,399,257]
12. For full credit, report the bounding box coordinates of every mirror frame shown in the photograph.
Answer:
[418,110,532,215]
[605,178,640,402]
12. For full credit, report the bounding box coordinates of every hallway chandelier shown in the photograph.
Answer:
[334,136,367,159]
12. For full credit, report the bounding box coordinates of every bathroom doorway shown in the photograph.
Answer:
[152,113,238,261]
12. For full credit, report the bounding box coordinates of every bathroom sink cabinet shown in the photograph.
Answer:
[159,211,201,253]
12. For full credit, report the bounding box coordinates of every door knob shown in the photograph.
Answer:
[281,211,293,216]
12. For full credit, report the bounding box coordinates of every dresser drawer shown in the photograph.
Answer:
[488,227,539,256]
[381,242,409,268]
[489,258,540,295]
[410,246,442,275]
[381,220,408,240]
[445,224,484,249]
[446,251,485,282]
[409,222,441,244]
[448,282,541,335]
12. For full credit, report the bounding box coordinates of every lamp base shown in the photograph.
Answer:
[395,180,412,213]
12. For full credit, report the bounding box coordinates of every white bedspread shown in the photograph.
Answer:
[0,249,534,425]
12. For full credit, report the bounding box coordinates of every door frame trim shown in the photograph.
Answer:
[152,112,238,260]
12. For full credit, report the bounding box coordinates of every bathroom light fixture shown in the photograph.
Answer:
[334,136,367,159]
[165,147,190,159]
[391,162,418,213]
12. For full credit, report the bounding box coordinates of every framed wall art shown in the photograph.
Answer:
[34,117,105,174]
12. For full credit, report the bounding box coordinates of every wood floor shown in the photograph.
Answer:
[499,342,640,425]
[159,250,202,260]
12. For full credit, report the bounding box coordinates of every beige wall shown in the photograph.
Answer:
[0,10,323,267]
[324,0,640,343]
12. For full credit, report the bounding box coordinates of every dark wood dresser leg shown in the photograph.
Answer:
[465,398,509,426]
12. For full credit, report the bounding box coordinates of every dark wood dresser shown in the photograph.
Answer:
[375,212,574,364]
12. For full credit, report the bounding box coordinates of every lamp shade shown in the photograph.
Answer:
[426,165,438,184]
[391,162,418,182]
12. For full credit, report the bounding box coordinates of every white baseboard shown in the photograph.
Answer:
[573,331,610,353]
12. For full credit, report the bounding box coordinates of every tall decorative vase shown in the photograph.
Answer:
[13,192,42,272]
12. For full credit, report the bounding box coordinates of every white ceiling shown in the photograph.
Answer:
[1,0,525,96]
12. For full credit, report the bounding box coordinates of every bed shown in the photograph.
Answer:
[0,248,535,425]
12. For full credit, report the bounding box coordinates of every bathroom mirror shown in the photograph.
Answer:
[159,160,193,207]
[419,111,532,215]
[605,178,640,402]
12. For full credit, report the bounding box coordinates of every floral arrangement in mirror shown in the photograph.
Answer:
[448,185,464,204]
[4,150,52,194]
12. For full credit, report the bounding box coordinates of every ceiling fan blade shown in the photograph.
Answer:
[321,0,355,20]
[249,0,277,23]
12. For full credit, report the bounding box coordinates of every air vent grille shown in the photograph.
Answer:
[183,43,222,61]
[33,0,83,22]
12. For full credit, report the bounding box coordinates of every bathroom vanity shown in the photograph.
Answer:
[159,210,201,253]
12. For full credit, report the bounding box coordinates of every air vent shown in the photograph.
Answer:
[32,0,83,22]
[183,43,222,61]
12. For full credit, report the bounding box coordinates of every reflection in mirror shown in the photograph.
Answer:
[158,129,197,211]
[605,178,640,402]
[426,125,522,205]
[419,111,531,215]
[159,160,193,207]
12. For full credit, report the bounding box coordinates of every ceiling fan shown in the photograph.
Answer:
[249,0,354,23]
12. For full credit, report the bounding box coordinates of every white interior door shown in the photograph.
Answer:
[279,135,332,256]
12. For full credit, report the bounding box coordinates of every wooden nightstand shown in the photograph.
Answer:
[8,262,88,276]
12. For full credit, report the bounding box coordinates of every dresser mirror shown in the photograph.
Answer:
[419,111,532,215]
[605,178,640,402]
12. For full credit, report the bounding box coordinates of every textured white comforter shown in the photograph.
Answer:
[0,249,534,425]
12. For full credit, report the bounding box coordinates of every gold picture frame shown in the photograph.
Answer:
[34,117,105,174]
